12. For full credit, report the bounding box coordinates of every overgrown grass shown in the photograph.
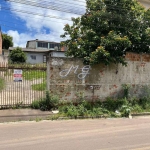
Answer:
[31,91,59,111]
[23,70,46,80]
[31,82,46,91]
[31,89,150,119]
[0,78,5,91]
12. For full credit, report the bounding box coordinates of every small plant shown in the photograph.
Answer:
[77,104,88,117]
[75,91,85,103]
[139,97,150,110]
[35,117,42,122]
[12,101,23,109]
[102,98,128,111]
[31,100,40,109]
[122,84,131,99]
[120,104,132,117]
[132,104,143,113]
[31,91,59,111]
[66,104,79,119]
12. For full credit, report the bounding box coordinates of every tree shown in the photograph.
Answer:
[61,0,150,65]
[2,34,13,49]
[9,47,27,63]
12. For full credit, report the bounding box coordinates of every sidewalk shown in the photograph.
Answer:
[0,109,53,123]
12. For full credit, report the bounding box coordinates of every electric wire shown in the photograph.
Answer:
[5,0,86,15]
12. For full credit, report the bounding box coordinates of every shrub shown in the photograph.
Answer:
[31,100,40,109]
[65,104,79,118]
[77,104,88,117]
[9,47,27,63]
[122,84,131,98]
[120,104,132,117]
[139,97,150,109]
[102,98,128,111]
[31,91,59,111]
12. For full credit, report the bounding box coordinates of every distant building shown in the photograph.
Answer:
[9,39,67,64]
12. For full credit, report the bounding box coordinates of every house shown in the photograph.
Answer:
[9,39,67,64]
[0,29,8,63]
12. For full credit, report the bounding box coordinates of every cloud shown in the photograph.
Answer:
[6,0,86,47]
[7,30,64,47]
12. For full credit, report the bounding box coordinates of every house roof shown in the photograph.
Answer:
[27,39,60,44]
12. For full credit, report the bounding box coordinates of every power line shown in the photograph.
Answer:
[6,0,141,16]
[5,0,85,15]
[5,0,148,14]
[1,6,73,21]
[0,4,148,28]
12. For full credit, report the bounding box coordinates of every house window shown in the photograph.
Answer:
[31,55,36,60]
[37,42,48,48]
[43,55,46,63]
[49,43,55,48]
[49,43,60,50]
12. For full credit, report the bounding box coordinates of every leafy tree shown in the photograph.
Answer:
[61,0,150,65]
[9,47,27,63]
[2,34,13,49]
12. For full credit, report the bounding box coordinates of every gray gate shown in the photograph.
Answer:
[0,62,46,107]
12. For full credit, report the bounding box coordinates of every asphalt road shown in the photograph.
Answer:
[0,118,150,150]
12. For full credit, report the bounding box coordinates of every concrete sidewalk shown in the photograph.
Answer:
[0,109,53,122]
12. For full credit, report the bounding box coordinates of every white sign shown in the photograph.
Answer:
[14,69,22,82]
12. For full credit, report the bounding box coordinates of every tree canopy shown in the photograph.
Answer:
[2,34,13,49]
[61,0,150,65]
[9,47,27,63]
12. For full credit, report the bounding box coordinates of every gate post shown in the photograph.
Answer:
[46,54,50,91]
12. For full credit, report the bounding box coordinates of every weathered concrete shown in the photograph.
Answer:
[0,109,52,122]
[1,119,150,150]
[48,52,150,101]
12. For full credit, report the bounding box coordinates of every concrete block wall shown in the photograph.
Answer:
[48,52,150,101]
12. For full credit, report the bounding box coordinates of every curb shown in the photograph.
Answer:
[132,112,150,118]
[0,109,53,123]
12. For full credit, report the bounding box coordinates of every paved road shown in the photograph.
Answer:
[0,118,150,150]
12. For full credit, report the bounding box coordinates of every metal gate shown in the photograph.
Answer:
[0,62,46,107]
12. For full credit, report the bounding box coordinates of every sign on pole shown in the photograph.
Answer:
[14,69,22,82]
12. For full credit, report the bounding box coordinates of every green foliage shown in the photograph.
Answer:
[9,47,27,63]
[23,70,46,80]
[31,100,40,109]
[139,97,150,110]
[122,84,131,98]
[31,82,46,91]
[102,98,128,111]
[2,34,13,49]
[61,0,150,66]
[31,91,59,111]
[0,78,5,91]
[132,104,143,113]
[12,101,23,109]
[120,104,132,117]
[65,104,79,118]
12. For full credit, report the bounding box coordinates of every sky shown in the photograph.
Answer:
[0,0,86,47]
